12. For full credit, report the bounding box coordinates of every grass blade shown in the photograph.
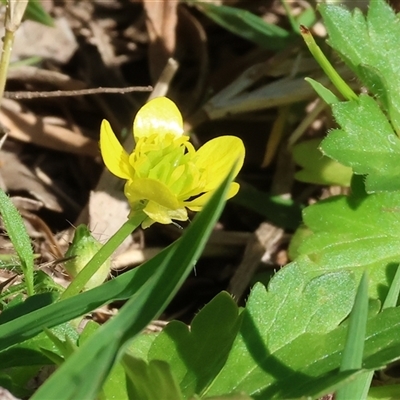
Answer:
[336,272,369,400]
[354,264,400,399]
[193,1,292,51]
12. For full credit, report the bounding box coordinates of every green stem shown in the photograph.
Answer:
[300,25,357,101]
[0,0,30,105]
[0,28,14,106]
[60,213,146,300]
[280,0,299,33]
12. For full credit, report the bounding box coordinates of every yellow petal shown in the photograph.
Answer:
[100,120,133,179]
[144,201,187,225]
[185,182,240,211]
[125,178,180,210]
[141,217,155,229]
[133,97,183,139]
[194,136,245,191]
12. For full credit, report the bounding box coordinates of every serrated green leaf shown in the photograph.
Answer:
[293,138,352,186]
[321,95,400,192]
[295,191,400,299]
[204,264,356,398]
[193,2,293,51]
[204,268,400,398]
[147,292,241,398]
[319,0,400,132]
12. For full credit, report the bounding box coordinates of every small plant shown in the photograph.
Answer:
[0,95,245,398]
[2,0,400,399]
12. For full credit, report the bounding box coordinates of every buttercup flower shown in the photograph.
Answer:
[100,97,245,228]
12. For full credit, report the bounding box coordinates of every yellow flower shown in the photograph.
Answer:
[100,97,245,228]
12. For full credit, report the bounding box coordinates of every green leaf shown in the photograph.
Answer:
[193,2,293,51]
[204,264,357,398]
[368,384,400,400]
[295,7,316,28]
[29,166,236,400]
[0,366,41,398]
[293,138,352,186]
[0,332,56,369]
[0,323,77,369]
[321,95,400,192]
[301,25,357,101]
[204,270,400,398]
[232,183,302,230]
[0,189,34,296]
[203,395,253,400]
[287,224,313,260]
[102,361,129,400]
[147,292,241,398]
[77,321,130,400]
[25,0,53,26]
[42,328,77,360]
[305,77,340,105]
[0,0,54,26]
[128,333,159,360]
[295,190,400,299]
[319,0,400,132]
[0,292,57,324]
[383,264,400,309]
[123,356,184,400]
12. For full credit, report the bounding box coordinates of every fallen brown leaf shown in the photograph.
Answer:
[143,0,179,81]
[0,99,98,157]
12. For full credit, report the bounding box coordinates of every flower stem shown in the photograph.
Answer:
[60,212,146,300]
[0,1,29,106]
[0,28,14,106]
[300,25,357,101]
